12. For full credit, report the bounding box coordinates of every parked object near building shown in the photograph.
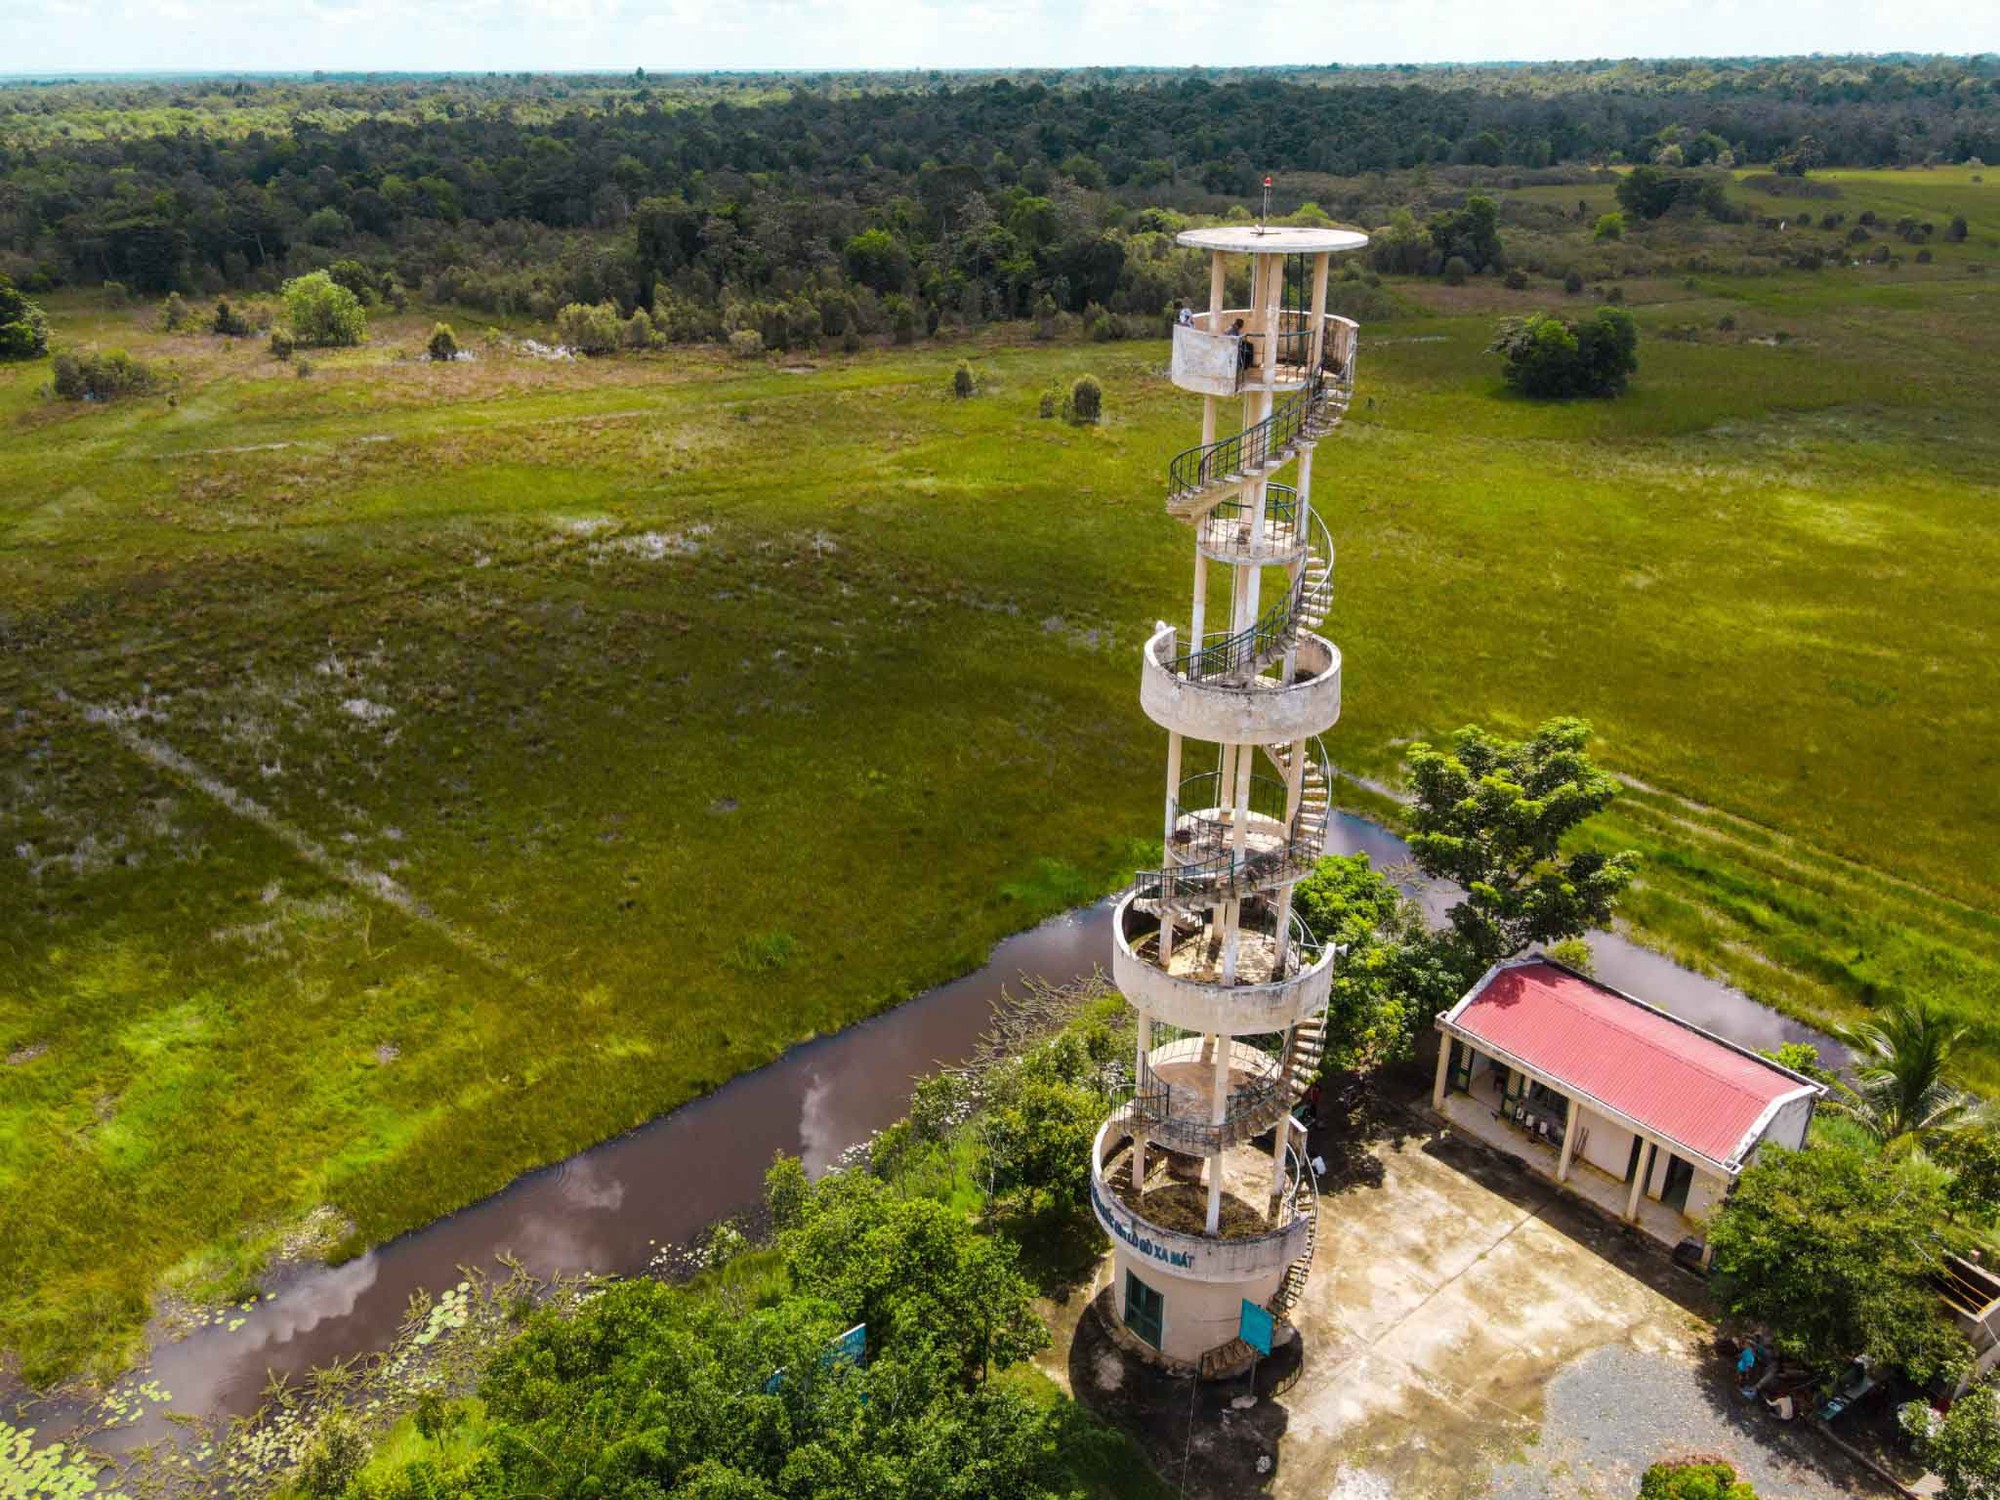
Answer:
[1091,220,1368,1375]
[1433,957,1825,1252]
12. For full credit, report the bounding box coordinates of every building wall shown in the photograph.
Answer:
[1683,1168,1727,1221]
[1759,1092,1816,1153]
[1575,1107,1636,1182]
[1114,1244,1286,1366]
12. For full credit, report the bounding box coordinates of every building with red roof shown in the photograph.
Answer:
[1432,956,1823,1248]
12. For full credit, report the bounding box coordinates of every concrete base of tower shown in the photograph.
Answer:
[1140,624,1341,744]
[1109,1244,1287,1368]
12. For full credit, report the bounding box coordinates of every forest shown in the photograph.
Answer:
[2,58,1994,344]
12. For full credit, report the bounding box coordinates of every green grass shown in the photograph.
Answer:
[2,166,1997,1383]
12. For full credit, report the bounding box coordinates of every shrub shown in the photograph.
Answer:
[210,298,252,337]
[952,360,974,399]
[1717,313,1737,331]
[624,308,655,349]
[1563,270,1585,295]
[1917,248,1934,264]
[1069,374,1102,423]
[1503,268,1529,290]
[1488,308,1639,399]
[159,291,192,331]
[282,272,366,348]
[100,281,129,308]
[294,1414,369,1499]
[555,300,622,355]
[50,349,161,401]
[1639,1458,1758,1499]
[1442,256,1471,286]
[727,328,764,360]
[1037,389,1057,419]
[268,328,295,361]
[1947,215,1969,242]
[1604,284,1626,304]
[0,274,50,360]
[1594,212,1625,241]
[426,323,458,362]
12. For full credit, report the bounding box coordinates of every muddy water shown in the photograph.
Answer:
[29,814,1842,1456]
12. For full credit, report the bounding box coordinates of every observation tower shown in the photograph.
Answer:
[1089,220,1367,1374]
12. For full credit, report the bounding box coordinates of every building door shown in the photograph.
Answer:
[1124,1270,1164,1350]
[1447,1040,1472,1094]
[1661,1154,1695,1213]
[1625,1135,1646,1183]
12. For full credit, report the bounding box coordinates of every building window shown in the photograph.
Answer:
[1124,1270,1164,1350]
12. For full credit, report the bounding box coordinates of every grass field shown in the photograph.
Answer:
[3,166,1997,1387]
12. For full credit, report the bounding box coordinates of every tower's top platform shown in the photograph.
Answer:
[1176,225,1369,255]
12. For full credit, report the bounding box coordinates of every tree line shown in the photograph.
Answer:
[0,61,1992,345]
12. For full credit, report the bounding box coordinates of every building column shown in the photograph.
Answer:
[1189,547,1208,656]
[1267,1034,1292,1217]
[1206,1029,1230,1234]
[1132,1013,1152,1188]
[1626,1139,1657,1222]
[1308,251,1331,371]
[1556,1097,1581,1182]
[1431,1035,1451,1110]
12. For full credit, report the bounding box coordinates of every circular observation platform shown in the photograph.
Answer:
[1089,1118,1310,1283]
[1176,226,1369,255]
[1170,310,1360,399]
[1140,625,1341,744]
[1112,892,1334,1035]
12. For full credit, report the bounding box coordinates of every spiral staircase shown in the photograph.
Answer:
[1094,225,1364,1377]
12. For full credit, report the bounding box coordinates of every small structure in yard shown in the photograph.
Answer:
[1433,956,1824,1252]
[1091,217,1368,1374]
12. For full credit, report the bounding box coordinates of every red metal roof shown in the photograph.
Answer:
[1446,959,1808,1167]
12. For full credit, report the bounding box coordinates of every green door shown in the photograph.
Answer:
[1124,1270,1164,1350]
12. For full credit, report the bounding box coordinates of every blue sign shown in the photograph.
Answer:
[1238,1299,1274,1357]
[827,1323,866,1368]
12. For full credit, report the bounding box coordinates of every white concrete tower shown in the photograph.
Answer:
[1090,222,1368,1374]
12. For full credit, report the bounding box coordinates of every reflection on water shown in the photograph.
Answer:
[27,818,1843,1455]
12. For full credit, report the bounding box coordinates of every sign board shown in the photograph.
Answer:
[827,1323,866,1368]
[1238,1299,1274,1357]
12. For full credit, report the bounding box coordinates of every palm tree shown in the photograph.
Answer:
[1833,996,1979,1147]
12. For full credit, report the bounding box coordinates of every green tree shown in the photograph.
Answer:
[951,360,974,399]
[1293,853,1459,1068]
[426,323,458,362]
[1707,1143,1970,1386]
[1903,1385,2000,1500]
[0,274,49,360]
[1594,211,1625,241]
[555,300,623,355]
[1427,194,1504,271]
[1069,374,1102,423]
[1836,997,1978,1147]
[211,298,252,337]
[1935,1128,2000,1224]
[1640,1459,1758,1499]
[282,271,367,348]
[982,1078,1099,1213]
[1490,308,1638,398]
[843,228,911,293]
[1406,717,1639,970]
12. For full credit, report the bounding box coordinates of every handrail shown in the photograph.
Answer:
[1137,738,1331,910]
[1169,369,1329,505]
[1166,505,1334,684]
[1129,1046,1294,1156]
[1198,483,1301,558]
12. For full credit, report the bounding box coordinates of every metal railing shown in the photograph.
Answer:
[1163,507,1334,685]
[1198,483,1301,558]
[1168,369,1332,505]
[1129,1041,1292,1156]
[1136,740,1332,910]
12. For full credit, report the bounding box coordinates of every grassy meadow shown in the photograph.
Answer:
[3,164,1998,1386]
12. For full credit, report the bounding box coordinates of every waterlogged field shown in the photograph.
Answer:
[3,166,1997,1384]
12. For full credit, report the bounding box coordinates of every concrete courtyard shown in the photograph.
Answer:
[1049,1102,1894,1499]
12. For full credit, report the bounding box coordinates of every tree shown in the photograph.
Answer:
[1948,215,1970,242]
[50,349,160,401]
[1903,1385,2000,1500]
[1293,853,1460,1068]
[1837,996,1979,1147]
[1707,1144,1970,1386]
[427,323,458,362]
[1427,194,1504,271]
[159,291,192,331]
[1640,1459,1759,1499]
[211,298,252,337]
[1069,374,1101,423]
[0,274,49,360]
[982,1078,1098,1212]
[282,271,366,348]
[844,228,911,293]
[1489,308,1639,398]
[1406,717,1639,969]
[1935,1128,2000,1225]
[555,300,623,355]
[951,360,974,399]
[1594,212,1625,241]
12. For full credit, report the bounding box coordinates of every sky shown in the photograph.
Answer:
[4,0,1995,77]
